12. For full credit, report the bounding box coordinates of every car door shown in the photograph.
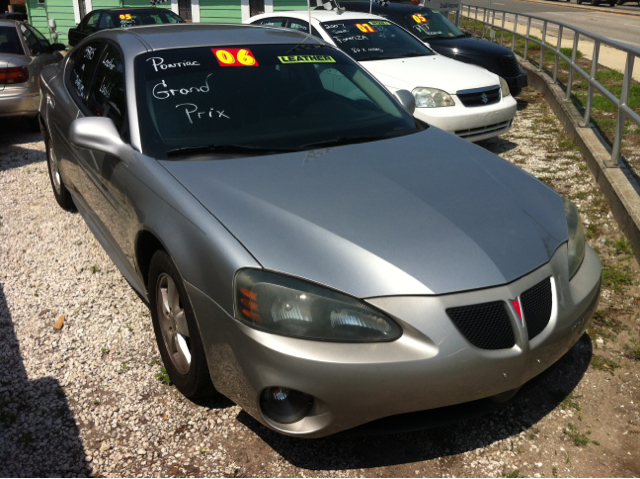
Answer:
[81,42,134,262]
[51,41,104,208]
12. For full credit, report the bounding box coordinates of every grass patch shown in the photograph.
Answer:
[502,469,525,478]
[155,366,172,385]
[624,338,640,361]
[602,265,635,293]
[564,422,599,447]
[590,354,621,375]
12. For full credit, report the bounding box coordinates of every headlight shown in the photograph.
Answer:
[235,269,402,342]
[563,199,586,279]
[499,76,511,97]
[412,87,455,108]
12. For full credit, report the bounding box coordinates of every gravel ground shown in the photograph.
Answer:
[1,88,639,478]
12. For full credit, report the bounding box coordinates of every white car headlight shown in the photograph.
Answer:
[412,87,455,108]
[499,76,511,97]
[563,199,586,279]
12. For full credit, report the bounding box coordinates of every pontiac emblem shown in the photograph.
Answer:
[481,93,489,104]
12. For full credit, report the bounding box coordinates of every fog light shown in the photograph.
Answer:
[260,387,314,424]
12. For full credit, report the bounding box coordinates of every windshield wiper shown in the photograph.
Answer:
[395,52,429,58]
[357,55,388,61]
[166,144,295,158]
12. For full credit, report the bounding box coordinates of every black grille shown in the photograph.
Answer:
[521,278,553,340]
[457,86,501,107]
[447,301,515,350]
[497,55,522,78]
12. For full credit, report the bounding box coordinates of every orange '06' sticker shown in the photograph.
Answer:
[211,48,259,67]
[355,23,377,33]
[119,13,132,20]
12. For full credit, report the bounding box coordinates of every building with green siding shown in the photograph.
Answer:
[26,0,307,45]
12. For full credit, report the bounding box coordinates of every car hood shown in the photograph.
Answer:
[427,36,515,59]
[161,128,568,299]
[360,54,499,93]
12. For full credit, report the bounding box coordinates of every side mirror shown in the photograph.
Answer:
[70,117,131,157]
[393,89,416,115]
[51,43,66,51]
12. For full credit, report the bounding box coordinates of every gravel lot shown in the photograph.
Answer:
[1,88,639,478]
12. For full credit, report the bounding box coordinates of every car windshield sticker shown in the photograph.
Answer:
[368,21,390,25]
[147,57,201,72]
[355,23,377,33]
[412,14,427,23]
[212,48,258,67]
[278,55,335,64]
[119,13,132,20]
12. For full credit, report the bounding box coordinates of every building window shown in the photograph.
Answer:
[249,0,264,16]
[178,0,191,21]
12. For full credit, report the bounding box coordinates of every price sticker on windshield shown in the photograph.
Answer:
[355,23,377,33]
[212,48,259,67]
[412,14,428,23]
[119,13,132,20]
[369,21,390,25]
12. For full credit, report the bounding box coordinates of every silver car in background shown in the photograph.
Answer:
[0,19,64,129]
[39,24,601,438]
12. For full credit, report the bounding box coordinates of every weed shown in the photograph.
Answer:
[89,265,101,274]
[33,292,38,297]
[502,469,525,478]
[93,400,100,406]
[590,354,621,375]
[602,265,634,294]
[614,238,633,256]
[149,359,159,366]
[564,422,598,446]
[561,393,582,411]
[155,367,171,385]
[552,467,558,477]
[624,338,640,361]
[18,433,33,445]
[101,348,110,355]
[121,362,128,370]
[126,323,132,331]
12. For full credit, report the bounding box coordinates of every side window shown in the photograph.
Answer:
[316,65,371,103]
[20,24,43,54]
[87,44,127,132]
[98,13,115,29]
[68,42,103,103]
[256,17,286,27]
[84,12,100,32]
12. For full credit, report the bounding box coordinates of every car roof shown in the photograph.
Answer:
[96,23,326,51]
[0,19,20,26]
[258,9,391,22]
[95,7,170,12]
[340,1,432,12]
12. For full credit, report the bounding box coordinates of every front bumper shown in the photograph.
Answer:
[188,244,601,438]
[506,70,529,97]
[415,94,517,142]
[0,86,40,118]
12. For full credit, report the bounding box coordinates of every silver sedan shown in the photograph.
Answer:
[0,19,65,129]
[39,23,601,438]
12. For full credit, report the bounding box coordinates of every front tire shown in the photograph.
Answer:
[46,138,75,211]
[148,250,214,399]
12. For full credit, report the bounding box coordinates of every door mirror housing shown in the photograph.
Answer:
[393,89,416,115]
[70,117,131,157]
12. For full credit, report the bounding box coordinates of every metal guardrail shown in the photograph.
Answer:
[454,5,640,167]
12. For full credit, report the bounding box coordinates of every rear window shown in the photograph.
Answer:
[0,26,24,55]
[321,19,433,61]
[135,44,420,159]
[113,10,184,28]
[402,11,464,40]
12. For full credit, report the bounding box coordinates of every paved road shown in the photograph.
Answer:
[461,0,640,48]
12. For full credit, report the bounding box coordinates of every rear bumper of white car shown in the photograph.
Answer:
[415,94,518,142]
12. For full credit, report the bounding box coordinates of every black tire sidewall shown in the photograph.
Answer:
[148,250,213,399]
[46,138,74,210]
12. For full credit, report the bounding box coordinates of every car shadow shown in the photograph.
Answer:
[477,136,519,155]
[0,118,46,172]
[236,334,593,471]
[0,282,91,476]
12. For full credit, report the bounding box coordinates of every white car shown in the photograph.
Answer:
[247,11,518,142]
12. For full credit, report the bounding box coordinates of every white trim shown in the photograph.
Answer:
[72,0,81,23]
[171,0,179,15]
[191,0,200,22]
[85,0,93,14]
[265,0,274,13]
[241,0,250,21]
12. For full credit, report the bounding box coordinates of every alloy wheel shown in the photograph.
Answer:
[156,273,191,375]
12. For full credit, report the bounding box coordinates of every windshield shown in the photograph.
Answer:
[321,19,433,61]
[0,26,24,55]
[403,11,464,40]
[111,10,184,28]
[135,44,421,159]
